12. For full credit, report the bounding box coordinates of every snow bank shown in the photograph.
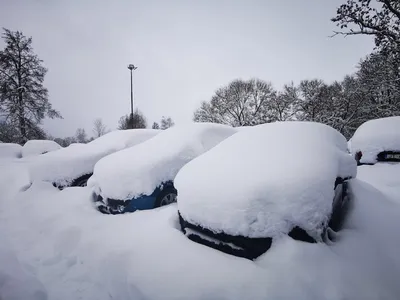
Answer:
[92,123,237,200]
[28,129,159,187]
[350,116,400,164]
[0,143,22,159]
[357,163,400,203]
[0,237,48,300]
[2,163,400,299]
[177,121,357,240]
[22,140,61,157]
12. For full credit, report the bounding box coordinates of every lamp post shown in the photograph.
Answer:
[127,64,138,128]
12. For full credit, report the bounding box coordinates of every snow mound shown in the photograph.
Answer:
[22,140,61,157]
[92,123,237,200]
[0,143,22,159]
[176,121,357,240]
[2,166,400,299]
[350,116,400,164]
[28,129,159,187]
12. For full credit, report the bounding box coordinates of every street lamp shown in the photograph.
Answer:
[127,64,138,128]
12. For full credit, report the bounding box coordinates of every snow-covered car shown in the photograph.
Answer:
[22,140,61,157]
[350,116,400,165]
[91,123,238,214]
[28,129,159,189]
[176,121,357,260]
[0,143,22,160]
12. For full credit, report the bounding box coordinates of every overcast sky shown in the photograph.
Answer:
[1,0,374,138]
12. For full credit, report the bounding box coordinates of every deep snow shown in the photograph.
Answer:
[177,122,357,240]
[0,150,400,299]
[350,116,400,164]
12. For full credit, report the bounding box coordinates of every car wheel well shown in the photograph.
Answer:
[71,173,93,187]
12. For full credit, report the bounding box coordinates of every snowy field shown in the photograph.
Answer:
[1,158,400,299]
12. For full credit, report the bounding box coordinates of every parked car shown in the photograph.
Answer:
[176,121,357,260]
[22,140,61,157]
[0,143,22,160]
[350,116,400,165]
[28,129,159,189]
[91,123,238,214]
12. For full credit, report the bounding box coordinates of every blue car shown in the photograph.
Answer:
[90,123,238,215]
[95,181,177,214]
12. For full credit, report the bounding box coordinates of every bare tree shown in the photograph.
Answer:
[118,109,147,130]
[0,28,61,143]
[331,0,400,55]
[270,83,298,122]
[75,128,87,143]
[93,118,107,138]
[160,116,174,130]
[193,79,277,127]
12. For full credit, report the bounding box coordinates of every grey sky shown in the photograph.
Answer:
[1,0,374,138]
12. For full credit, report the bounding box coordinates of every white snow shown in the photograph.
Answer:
[176,121,357,240]
[1,122,400,299]
[350,116,400,164]
[356,163,400,203]
[28,129,159,187]
[1,157,400,299]
[0,143,22,159]
[91,123,237,201]
[22,140,62,157]
[0,236,48,300]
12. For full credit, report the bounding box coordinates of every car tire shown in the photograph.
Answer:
[71,173,93,187]
[323,181,351,243]
[154,186,177,208]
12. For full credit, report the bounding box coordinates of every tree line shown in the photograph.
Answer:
[1,0,399,144]
[193,0,400,138]
[47,113,175,147]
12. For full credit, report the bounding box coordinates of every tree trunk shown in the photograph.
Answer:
[18,91,26,144]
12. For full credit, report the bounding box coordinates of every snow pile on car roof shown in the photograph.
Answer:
[22,140,61,157]
[28,129,159,187]
[350,116,400,164]
[176,121,357,240]
[0,143,22,159]
[92,123,237,200]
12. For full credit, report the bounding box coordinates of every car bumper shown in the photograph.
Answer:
[94,193,157,214]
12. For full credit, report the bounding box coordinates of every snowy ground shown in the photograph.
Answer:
[1,159,400,300]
